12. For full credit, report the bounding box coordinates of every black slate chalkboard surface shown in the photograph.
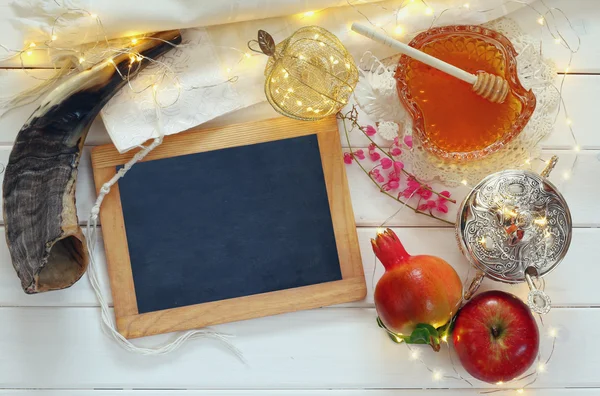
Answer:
[118,134,342,314]
[92,116,365,338]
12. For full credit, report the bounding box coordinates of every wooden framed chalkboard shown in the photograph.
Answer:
[91,116,365,339]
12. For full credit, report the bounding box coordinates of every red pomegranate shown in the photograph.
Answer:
[372,228,463,335]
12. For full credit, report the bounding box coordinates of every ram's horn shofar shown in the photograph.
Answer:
[3,30,182,294]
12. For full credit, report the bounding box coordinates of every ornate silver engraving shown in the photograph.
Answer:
[457,170,572,284]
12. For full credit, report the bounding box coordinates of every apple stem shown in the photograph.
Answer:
[491,325,500,338]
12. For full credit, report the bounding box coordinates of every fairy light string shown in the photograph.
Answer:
[0,0,581,379]
[376,288,559,394]
[345,4,578,388]
[0,7,254,114]
[338,0,581,195]
[339,106,456,225]
[335,8,576,390]
[0,7,258,356]
[0,0,585,162]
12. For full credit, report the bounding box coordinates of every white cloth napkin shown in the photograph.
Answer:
[9,0,532,152]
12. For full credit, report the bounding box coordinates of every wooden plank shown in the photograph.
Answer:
[351,227,600,308]
[0,70,597,150]
[1,0,598,72]
[509,0,600,74]
[345,150,600,227]
[541,75,600,150]
[0,306,594,389]
[0,227,597,308]
[1,148,597,228]
[0,390,598,395]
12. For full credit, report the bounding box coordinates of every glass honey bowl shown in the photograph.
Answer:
[395,25,536,162]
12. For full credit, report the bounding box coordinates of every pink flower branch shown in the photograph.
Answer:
[341,107,456,204]
[338,107,455,226]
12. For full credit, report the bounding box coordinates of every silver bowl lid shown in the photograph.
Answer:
[457,169,572,284]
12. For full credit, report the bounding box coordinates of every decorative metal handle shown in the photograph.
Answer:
[525,267,551,314]
[540,155,558,178]
[464,270,485,300]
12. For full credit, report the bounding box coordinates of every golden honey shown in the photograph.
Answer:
[396,26,536,161]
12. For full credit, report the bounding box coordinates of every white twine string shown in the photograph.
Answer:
[85,108,244,359]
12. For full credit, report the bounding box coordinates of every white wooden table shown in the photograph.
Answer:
[0,0,598,394]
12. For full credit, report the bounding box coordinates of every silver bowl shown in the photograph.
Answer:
[456,157,572,314]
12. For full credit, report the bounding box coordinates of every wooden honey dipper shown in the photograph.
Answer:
[351,23,510,104]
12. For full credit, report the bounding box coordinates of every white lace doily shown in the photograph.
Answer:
[353,18,559,186]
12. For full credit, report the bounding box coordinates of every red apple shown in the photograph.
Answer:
[452,290,539,383]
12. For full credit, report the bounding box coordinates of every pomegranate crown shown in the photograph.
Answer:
[371,228,410,269]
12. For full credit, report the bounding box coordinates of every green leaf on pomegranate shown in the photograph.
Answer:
[415,323,439,336]
[408,328,430,344]
[407,323,441,351]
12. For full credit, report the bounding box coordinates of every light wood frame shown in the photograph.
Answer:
[91,115,365,339]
